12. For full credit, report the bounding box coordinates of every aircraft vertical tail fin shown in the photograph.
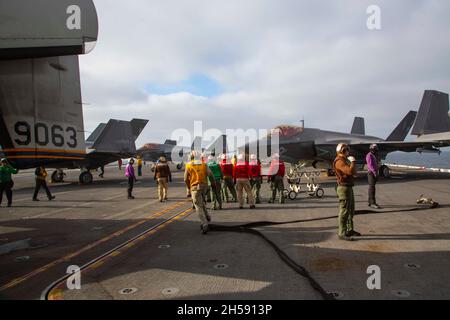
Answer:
[90,119,148,154]
[386,111,417,141]
[86,123,107,147]
[191,136,203,152]
[205,134,227,156]
[350,117,365,135]
[130,119,149,141]
[411,90,450,136]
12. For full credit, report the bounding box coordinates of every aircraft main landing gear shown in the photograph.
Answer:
[379,165,391,178]
[79,171,93,184]
[51,170,65,183]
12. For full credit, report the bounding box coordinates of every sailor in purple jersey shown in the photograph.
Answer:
[125,158,137,199]
[366,144,381,209]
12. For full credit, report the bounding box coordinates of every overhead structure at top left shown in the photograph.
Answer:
[0,0,98,60]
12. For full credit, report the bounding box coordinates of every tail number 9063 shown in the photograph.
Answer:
[14,121,78,148]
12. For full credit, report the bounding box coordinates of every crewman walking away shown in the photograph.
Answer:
[333,143,361,241]
[219,154,237,203]
[125,158,136,199]
[137,155,143,177]
[184,151,215,234]
[366,144,381,209]
[118,158,123,170]
[234,154,256,209]
[33,166,55,201]
[207,155,223,210]
[267,153,285,204]
[231,154,237,166]
[184,158,192,198]
[154,156,172,202]
[0,158,18,207]
[249,154,262,204]
[99,165,105,178]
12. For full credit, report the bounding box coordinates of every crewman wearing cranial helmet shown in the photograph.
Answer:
[366,144,381,209]
[184,151,216,234]
[207,155,223,210]
[219,154,237,203]
[248,154,262,204]
[267,153,286,204]
[333,143,360,241]
[233,153,256,209]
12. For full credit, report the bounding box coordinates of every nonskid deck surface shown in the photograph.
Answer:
[0,165,449,300]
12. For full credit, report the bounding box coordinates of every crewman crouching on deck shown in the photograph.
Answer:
[184,151,215,234]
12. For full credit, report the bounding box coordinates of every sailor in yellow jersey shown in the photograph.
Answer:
[184,159,192,198]
[184,151,216,234]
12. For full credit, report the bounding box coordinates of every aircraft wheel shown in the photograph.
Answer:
[315,188,325,198]
[379,165,391,178]
[327,169,335,177]
[79,171,93,184]
[51,170,64,183]
[288,191,297,200]
[176,163,183,170]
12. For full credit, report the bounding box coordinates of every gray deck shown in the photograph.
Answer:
[0,165,449,300]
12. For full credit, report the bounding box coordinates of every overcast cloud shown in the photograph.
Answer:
[79,0,450,147]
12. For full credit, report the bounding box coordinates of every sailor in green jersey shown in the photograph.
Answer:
[207,155,223,210]
[0,158,19,207]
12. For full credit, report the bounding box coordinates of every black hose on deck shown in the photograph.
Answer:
[209,204,437,300]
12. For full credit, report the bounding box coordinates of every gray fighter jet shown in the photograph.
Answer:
[47,118,149,184]
[138,139,187,170]
[138,134,228,169]
[247,90,450,177]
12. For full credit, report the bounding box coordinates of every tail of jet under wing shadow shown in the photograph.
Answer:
[386,110,417,141]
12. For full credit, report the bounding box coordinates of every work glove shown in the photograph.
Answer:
[347,156,356,163]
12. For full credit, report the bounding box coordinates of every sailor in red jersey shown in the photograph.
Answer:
[233,154,256,209]
[267,153,286,204]
[248,154,262,204]
[219,154,237,202]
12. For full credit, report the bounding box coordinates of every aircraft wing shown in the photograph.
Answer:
[343,140,449,155]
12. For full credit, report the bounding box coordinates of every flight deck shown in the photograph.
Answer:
[0,165,449,300]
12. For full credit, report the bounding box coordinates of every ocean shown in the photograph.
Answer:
[385,151,450,169]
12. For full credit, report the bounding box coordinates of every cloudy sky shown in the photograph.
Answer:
[79,0,450,147]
